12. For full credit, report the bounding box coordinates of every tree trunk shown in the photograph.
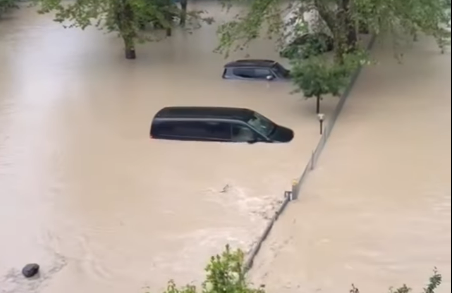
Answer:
[116,0,137,60]
[180,0,187,26]
[341,0,357,53]
[123,36,136,59]
[165,8,173,36]
[316,96,321,114]
[346,19,358,51]
[314,0,347,64]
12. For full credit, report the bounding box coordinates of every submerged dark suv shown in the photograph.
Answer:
[222,59,291,81]
[150,106,294,143]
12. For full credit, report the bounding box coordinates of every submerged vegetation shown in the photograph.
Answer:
[34,0,214,59]
[216,0,451,111]
[157,246,443,293]
[0,0,18,17]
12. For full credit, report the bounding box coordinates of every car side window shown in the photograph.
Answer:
[205,122,231,140]
[254,68,274,79]
[231,124,258,142]
[232,68,256,79]
[156,121,206,139]
[156,121,231,141]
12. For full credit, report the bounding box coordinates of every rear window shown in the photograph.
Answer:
[151,120,232,140]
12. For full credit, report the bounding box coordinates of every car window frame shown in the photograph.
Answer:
[153,119,232,141]
[253,68,275,79]
[230,67,278,80]
[231,67,258,79]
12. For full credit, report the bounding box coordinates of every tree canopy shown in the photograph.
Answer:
[35,0,214,59]
[290,50,370,113]
[0,0,18,17]
[216,0,451,112]
[217,0,451,57]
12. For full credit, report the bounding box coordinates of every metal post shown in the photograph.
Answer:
[311,151,315,170]
[317,113,325,135]
[291,179,298,200]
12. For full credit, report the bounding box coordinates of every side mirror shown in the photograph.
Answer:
[266,75,275,81]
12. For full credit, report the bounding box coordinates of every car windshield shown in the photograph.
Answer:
[247,112,276,136]
[272,63,290,77]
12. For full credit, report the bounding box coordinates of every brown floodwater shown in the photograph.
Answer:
[0,3,337,292]
[2,3,450,293]
[249,36,451,293]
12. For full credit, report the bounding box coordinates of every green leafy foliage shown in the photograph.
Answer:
[0,0,18,17]
[423,268,443,293]
[291,56,349,97]
[353,268,443,293]
[217,0,451,57]
[216,0,450,110]
[280,33,333,59]
[159,245,265,293]
[351,0,451,55]
[290,49,371,112]
[34,0,214,58]
[158,247,442,293]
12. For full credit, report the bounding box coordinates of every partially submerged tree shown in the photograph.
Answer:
[216,0,450,112]
[217,0,451,59]
[179,0,188,26]
[158,246,443,293]
[35,0,213,59]
[290,51,369,113]
[0,0,18,17]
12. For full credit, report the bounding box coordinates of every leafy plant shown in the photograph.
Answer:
[354,268,443,293]
[160,245,265,293]
[215,0,451,112]
[0,0,18,17]
[158,246,442,293]
[217,0,451,60]
[290,49,371,113]
[424,267,443,293]
[34,0,213,59]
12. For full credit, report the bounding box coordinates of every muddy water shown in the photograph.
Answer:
[0,3,336,293]
[249,36,451,293]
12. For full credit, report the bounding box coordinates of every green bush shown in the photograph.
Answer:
[0,0,18,16]
[157,246,442,293]
[158,245,264,293]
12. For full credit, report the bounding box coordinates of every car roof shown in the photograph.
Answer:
[224,59,278,68]
[154,106,254,121]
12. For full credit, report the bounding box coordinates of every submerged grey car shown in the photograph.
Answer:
[222,59,291,81]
